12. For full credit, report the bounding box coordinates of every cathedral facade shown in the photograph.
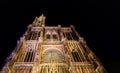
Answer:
[1,14,107,73]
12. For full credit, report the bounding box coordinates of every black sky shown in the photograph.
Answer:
[0,0,120,73]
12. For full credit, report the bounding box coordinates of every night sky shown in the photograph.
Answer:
[0,0,120,73]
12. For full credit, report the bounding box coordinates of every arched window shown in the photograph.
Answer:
[52,30,58,40]
[42,48,64,63]
[46,34,51,39]
[46,30,51,40]
[52,34,58,40]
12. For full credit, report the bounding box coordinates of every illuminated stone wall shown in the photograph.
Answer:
[1,14,107,73]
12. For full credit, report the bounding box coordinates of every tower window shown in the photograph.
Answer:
[46,34,51,39]
[53,34,58,40]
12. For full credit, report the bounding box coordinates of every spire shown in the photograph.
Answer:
[32,14,46,27]
[41,13,44,16]
[38,14,46,26]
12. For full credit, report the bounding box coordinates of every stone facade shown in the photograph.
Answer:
[1,14,107,73]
